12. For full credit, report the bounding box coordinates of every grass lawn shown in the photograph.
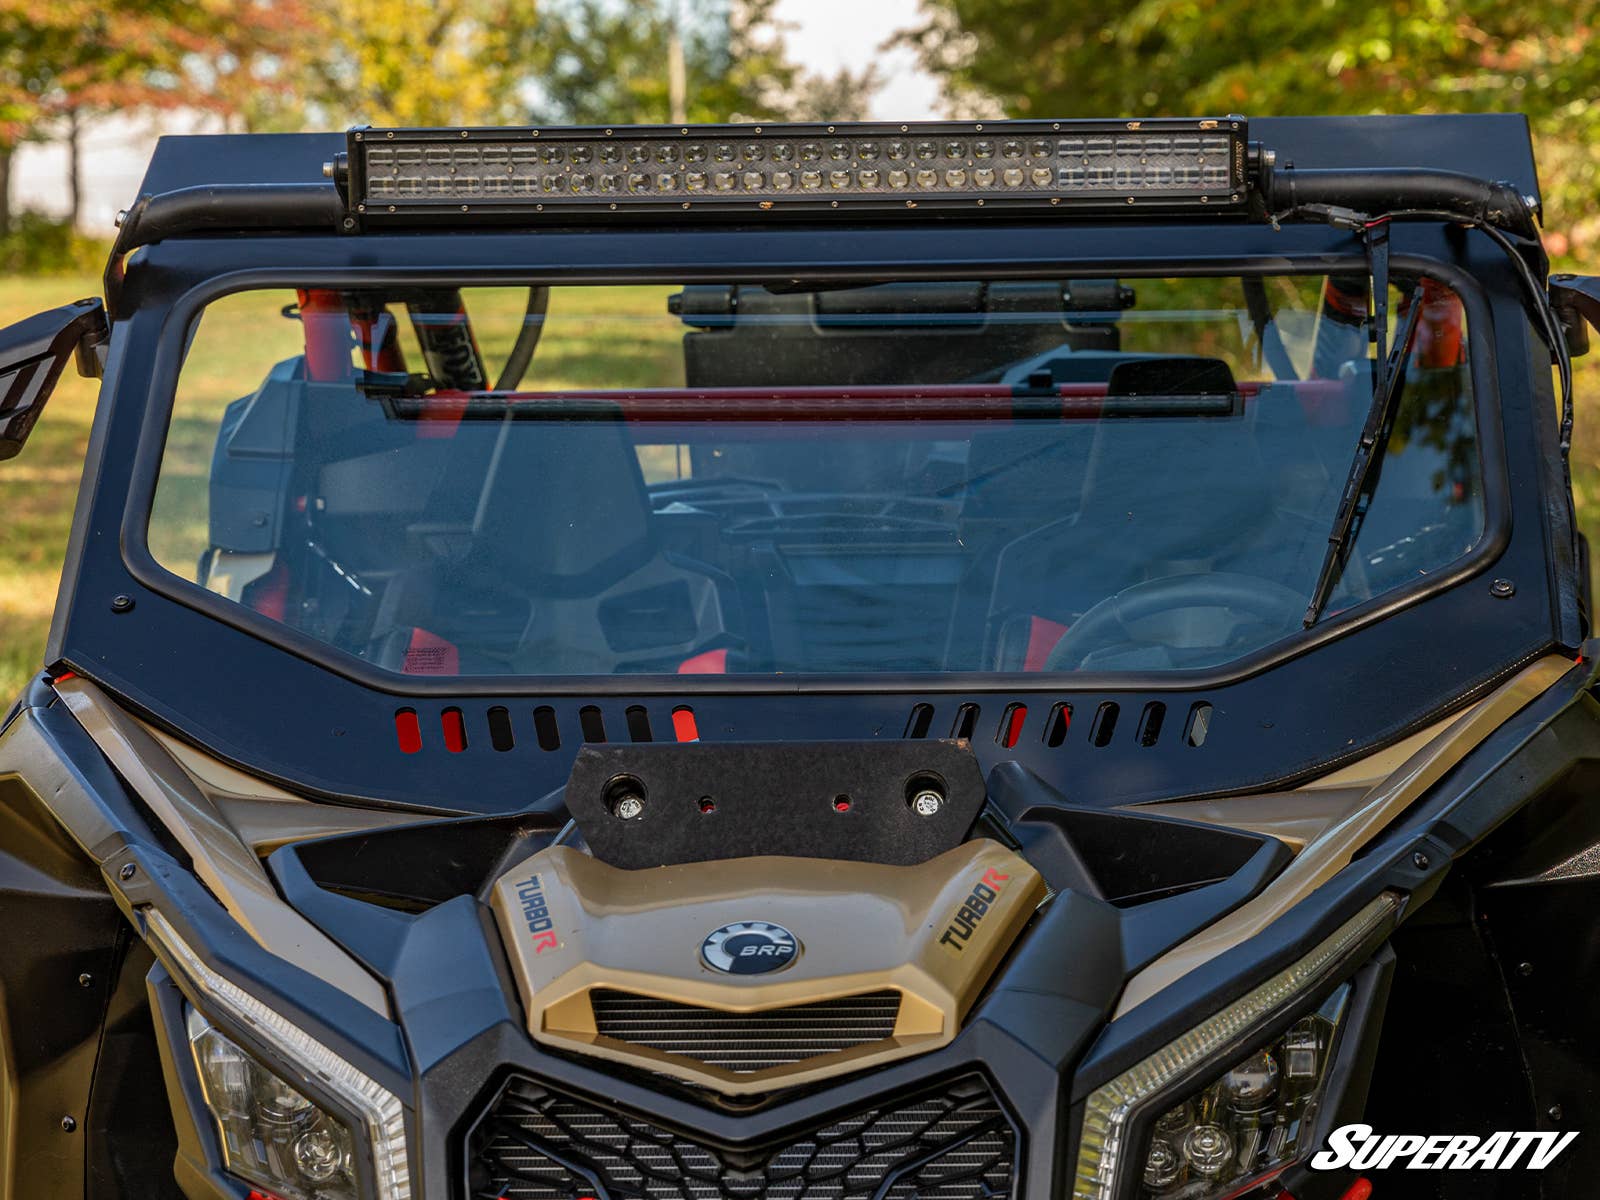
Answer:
[1,273,102,701]
[3,272,1600,704]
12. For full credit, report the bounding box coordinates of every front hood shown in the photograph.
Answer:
[490,841,1045,1093]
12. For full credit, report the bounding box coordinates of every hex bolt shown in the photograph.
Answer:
[118,863,137,881]
[77,973,93,988]
[60,1116,76,1133]
[1490,578,1516,598]
[110,594,135,613]
[911,789,943,817]
[614,794,645,821]
[1411,850,1431,870]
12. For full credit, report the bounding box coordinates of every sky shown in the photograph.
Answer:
[774,0,944,119]
[14,0,946,229]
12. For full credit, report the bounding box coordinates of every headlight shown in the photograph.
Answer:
[1135,985,1350,1197]
[188,1007,360,1200]
[146,909,411,1200]
[1073,892,1397,1200]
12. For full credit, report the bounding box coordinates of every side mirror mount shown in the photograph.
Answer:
[0,297,109,460]
[1551,274,1600,359]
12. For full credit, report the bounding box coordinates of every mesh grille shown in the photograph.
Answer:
[589,989,902,1072]
[471,1074,1017,1200]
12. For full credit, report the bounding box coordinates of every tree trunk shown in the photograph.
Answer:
[0,146,12,236]
[67,110,82,229]
[668,17,688,124]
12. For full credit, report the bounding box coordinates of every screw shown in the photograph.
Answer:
[1490,578,1516,598]
[110,594,134,613]
[1549,1104,1564,1122]
[77,973,93,988]
[118,863,136,881]
[1518,961,1534,977]
[114,209,128,228]
[1411,850,1431,870]
[615,794,645,821]
[911,790,943,817]
[60,1116,76,1133]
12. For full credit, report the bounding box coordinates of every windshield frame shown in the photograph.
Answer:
[117,244,1509,697]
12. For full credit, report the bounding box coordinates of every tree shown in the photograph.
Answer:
[527,0,877,125]
[289,0,545,127]
[0,0,317,229]
[897,1,1600,254]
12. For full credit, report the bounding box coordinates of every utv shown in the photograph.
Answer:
[2,113,1598,1200]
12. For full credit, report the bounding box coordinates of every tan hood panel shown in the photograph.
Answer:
[490,840,1044,1094]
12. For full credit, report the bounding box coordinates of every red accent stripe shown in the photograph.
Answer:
[677,648,729,674]
[394,709,422,754]
[441,708,467,753]
[1022,616,1069,672]
[417,379,1340,424]
[671,706,699,742]
[1001,704,1028,747]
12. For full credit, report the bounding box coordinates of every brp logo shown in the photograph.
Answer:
[701,922,800,975]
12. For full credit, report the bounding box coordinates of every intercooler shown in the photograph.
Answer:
[588,989,903,1072]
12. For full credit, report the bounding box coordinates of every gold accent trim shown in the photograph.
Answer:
[135,719,426,854]
[55,679,390,1016]
[491,840,1044,1094]
[1114,655,1574,1016]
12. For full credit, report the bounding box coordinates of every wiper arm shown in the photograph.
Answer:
[1302,285,1425,628]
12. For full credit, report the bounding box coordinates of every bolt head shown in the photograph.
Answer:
[110,594,134,613]
[1518,961,1534,977]
[60,1116,76,1133]
[911,790,943,817]
[321,161,335,178]
[615,795,645,821]
[1549,1104,1564,1122]
[1490,578,1516,598]
[1411,850,1431,870]
[118,863,136,881]
[77,973,93,988]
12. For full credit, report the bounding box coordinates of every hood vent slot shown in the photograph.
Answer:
[590,988,901,1073]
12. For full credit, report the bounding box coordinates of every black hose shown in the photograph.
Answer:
[104,184,344,318]
[495,286,551,391]
[1265,168,1537,239]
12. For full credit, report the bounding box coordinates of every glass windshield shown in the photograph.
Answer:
[149,273,1482,677]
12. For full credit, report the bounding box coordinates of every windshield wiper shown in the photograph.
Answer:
[1302,266,1425,628]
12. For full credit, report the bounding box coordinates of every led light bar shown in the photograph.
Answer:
[345,118,1250,222]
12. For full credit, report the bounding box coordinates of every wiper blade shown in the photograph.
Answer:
[1302,286,1425,628]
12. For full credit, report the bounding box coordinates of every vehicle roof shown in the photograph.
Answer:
[134,114,1541,206]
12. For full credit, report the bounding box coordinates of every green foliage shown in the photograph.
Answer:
[898,1,1600,256]
[0,211,108,274]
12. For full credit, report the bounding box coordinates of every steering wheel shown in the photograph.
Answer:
[1042,572,1306,671]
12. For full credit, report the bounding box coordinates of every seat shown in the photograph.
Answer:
[368,412,732,675]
